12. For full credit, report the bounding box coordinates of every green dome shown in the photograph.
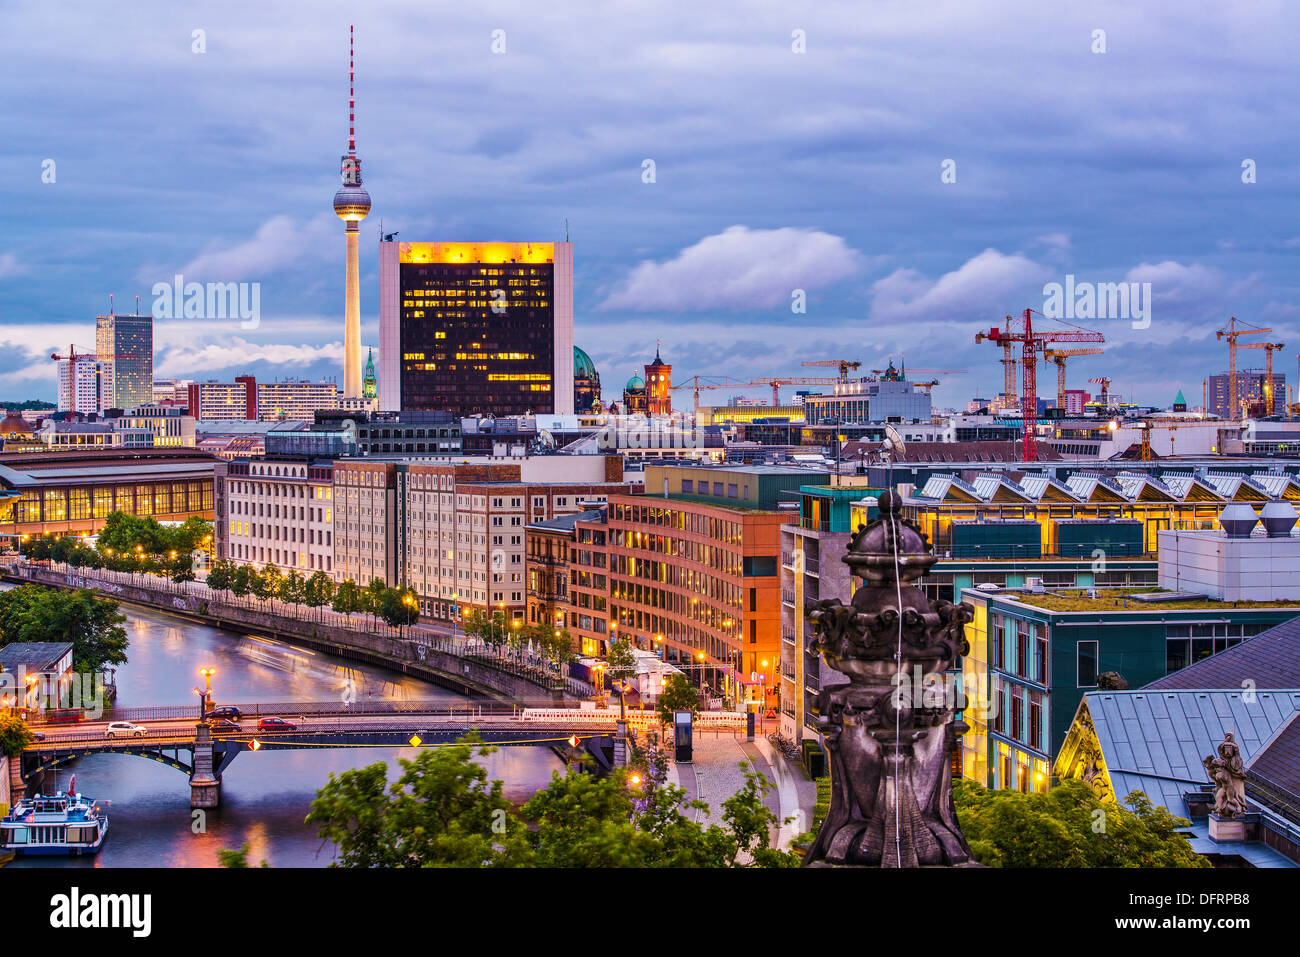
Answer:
[574,346,598,380]
[625,373,645,391]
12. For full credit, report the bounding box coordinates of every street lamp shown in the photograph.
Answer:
[198,667,216,720]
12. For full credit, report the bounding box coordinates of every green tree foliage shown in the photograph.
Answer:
[94,512,211,559]
[0,584,128,672]
[332,579,363,616]
[307,737,514,868]
[953,780,1210,868]
[307,736,797,868]
[0,713,35,757]
[216,842,268,868]
[656,673,702,727]
[378,587,419,629]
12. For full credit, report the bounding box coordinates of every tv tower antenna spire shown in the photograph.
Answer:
[333,23,371,401]
[348,24,356,156]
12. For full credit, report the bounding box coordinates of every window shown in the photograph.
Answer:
[1077,640,1099,687]
[681,479,693,493]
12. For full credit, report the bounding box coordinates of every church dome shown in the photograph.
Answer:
[0,411,33,435]
[625,373,646,392]
[574,346,598,380]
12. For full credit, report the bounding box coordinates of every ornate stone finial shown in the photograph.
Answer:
[1203,732,1248,818]
[803,491,975,867]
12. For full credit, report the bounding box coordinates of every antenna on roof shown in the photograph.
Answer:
[109,293,114,316]
[564,218,570,242]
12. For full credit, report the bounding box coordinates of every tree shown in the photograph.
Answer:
[332,579,362,618]
[304,571,335,621]
[378,587,419,630]
[216,842,268,868]
[306,736,516,868]
[229,564,254,604]
[0,713,34,758]
[281,570,306,607]
[953,780,1210,868]
[364,579,387,632]
[656,673,701,727]
[205,559,234,598]
[0,584,128,673]
[306,735,798,868]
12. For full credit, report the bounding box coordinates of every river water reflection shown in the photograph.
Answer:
[12,603,562,868]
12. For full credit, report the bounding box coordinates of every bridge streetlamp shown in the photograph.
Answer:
[198,667,216,721]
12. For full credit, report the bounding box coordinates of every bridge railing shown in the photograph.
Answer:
[23,698,590,726]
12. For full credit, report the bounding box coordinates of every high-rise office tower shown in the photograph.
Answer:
[95,312,153,411]
[333,24,370,400]
[378,241,574,416]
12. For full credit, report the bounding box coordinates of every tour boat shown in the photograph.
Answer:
[0,780,109,857]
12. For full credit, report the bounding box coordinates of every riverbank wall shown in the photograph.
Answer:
[3,567,572,706]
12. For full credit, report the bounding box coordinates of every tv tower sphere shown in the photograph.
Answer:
[333,183,371,222]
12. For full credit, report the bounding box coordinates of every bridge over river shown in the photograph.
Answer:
[16,702,659,807]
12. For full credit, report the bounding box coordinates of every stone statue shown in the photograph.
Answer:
[1203,732,1248,818]
[803,490,975,867]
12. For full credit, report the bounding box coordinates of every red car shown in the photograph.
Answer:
[257,717,298,732]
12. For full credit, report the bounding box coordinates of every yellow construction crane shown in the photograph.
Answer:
[976,316,1018,411]
[1236,340,1285,416]
[1216,317,1271,419]
[801,359,862,382]
[1043,347,1104,409]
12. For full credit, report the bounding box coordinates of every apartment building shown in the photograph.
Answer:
[332,460,397,585]
[214,457,337,574]
[396,456,630,622]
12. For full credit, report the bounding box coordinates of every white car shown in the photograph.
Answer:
[105,721,147,739]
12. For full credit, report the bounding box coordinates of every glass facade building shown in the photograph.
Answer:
[378,242,574,417]
[95,313,153,411]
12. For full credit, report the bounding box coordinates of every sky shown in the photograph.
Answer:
[2,0,1297,410]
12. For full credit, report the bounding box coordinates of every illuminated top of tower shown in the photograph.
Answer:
[333,24,371,224]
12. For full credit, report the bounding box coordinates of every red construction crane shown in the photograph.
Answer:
[50,345,137,414]
[975,309,1104,461]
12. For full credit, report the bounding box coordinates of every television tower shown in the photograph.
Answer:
[333,24,371,399]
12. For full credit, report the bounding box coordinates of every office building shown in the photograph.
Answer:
[95,313,153,411]
[801,362,931,425]
[378,240,574,416]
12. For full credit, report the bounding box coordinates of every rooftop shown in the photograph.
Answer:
[989,587,1300,613]
[0,642,75,673]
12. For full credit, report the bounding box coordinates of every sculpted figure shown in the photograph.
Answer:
[1203,732,1248,818]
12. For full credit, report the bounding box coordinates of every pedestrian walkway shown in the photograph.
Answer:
[667,728,814,849]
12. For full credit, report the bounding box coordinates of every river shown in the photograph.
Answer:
[9,601,562,868]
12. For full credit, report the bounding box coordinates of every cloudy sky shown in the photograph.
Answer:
[3,0,1297,409]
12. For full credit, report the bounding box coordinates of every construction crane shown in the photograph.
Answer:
[1216,317,1272,421]
[801,359,861,382]
[49,345,135,415]
[1088,377,1112,410]
[975,308,1105,461]
[670,374,845,412]
[1236,341,1285,416]
[976,317,1020,412]
[1043,348,1104,409]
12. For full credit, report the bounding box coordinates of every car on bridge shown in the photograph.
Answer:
[104,721,147,739]
[256,717,297,732]
[205,706,242,721]
[209,718,243,733]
